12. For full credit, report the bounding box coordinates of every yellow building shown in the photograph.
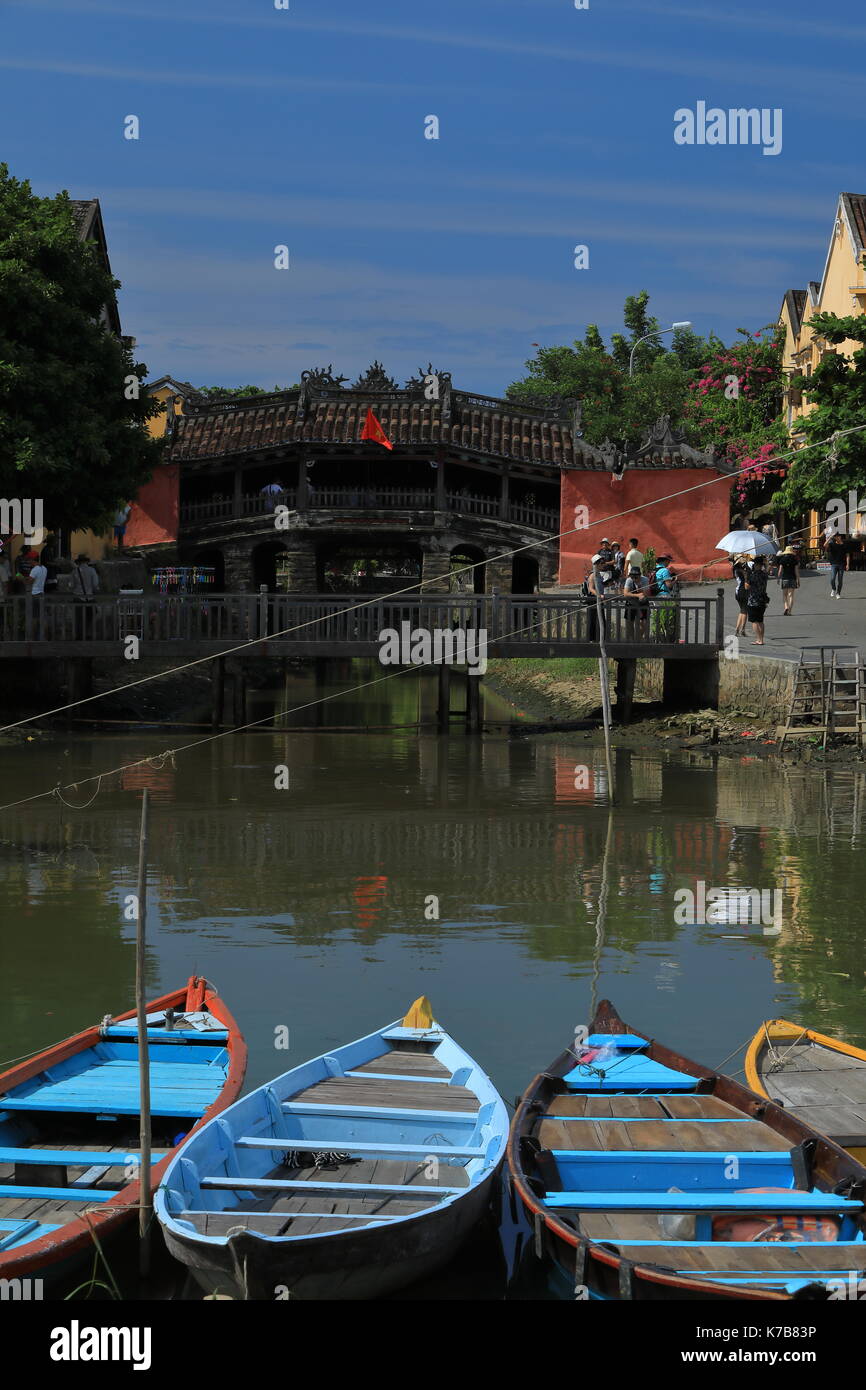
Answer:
[778,192,866,543]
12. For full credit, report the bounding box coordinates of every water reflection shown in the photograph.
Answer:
[2,668,865,1114]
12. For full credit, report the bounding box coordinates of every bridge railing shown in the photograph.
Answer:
[0,592,722,651]
[179,489,559,532]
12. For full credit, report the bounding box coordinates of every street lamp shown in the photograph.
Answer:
[628,321,692,376]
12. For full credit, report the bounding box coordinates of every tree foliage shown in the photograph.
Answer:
[506,295,786,497]
[0,165,162,531]
[196,383,298,399]
[775,312,866,514]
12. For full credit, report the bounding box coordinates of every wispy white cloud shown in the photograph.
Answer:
[616,0,866,44]
[0,55,407,93]
[95,184,823,252]
[105,242,781,392]
[3,0,865,108]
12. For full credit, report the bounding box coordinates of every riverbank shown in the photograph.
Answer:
[483,656,863,764]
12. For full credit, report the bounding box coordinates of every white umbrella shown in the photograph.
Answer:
[716,530,778,557]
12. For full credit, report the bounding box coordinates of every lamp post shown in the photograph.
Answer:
[628,321,692,377]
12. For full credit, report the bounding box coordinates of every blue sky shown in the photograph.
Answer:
[2,0,865,395]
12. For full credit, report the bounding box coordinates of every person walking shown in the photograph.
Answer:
[826,531,848,598]
[26,552,48,638]
[775,545,800,615]
[732,554,750,636]
[744,555,769,645]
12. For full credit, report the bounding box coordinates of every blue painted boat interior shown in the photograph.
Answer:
[156,1017,508,1245]
[0,1008,230,1261]
[540,1032,866,1293]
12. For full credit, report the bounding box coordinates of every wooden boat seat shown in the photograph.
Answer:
[0,1059,224,1117]
[100,1026,229,1042]
[545,1191,860,1214]
[200,1176,466,1196]
[282,1100,479,1121]
[0,1147,165,1168]
[0,1218,64,1251]
[0,1183,115,1203]
[549,1148,797,1189]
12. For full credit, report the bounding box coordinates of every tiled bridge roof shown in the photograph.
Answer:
[167,365,732,473]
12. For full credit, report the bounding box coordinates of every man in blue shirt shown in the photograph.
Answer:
[653,554,678,640]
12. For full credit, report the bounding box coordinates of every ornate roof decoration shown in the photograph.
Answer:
[353,361,398,391]
[300,366,349,391]
[404,364,452,390]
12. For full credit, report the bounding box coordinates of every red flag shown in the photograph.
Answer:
[361,407,393,450]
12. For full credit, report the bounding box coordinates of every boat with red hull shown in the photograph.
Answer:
[0,975,245,1291]
[508,1000,866,1300]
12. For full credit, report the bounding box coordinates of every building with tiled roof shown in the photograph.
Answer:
[127,362,734,591]
[777,192,866,540]
[69,197,121,336]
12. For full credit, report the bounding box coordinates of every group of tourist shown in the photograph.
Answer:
[583,537,680,640]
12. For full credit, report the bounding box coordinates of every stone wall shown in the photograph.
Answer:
[634,653,796,723]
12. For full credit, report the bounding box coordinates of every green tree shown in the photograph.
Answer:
[775,312,866,513]
[506,293,716,448]
[0,165,162,530]
[196,383,298,399]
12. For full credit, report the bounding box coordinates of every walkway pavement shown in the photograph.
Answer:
[684,568,866,664]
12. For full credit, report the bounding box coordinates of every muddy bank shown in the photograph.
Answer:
[483,658,864,765]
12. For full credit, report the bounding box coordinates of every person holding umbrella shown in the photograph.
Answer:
[732,553,750,636]
[744,555,769,644]
[717,528,778,642]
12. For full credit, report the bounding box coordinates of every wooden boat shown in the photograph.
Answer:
[508,1000,866,1300]
[0,976,245,1290]
[155,997,508,1299]
[746,1019,866,1164]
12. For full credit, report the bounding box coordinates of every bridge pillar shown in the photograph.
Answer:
[615,659,636,724]
[422,547,451,593]
[486,554,512,594]
[466,673,482,732]
[65,657,93,707]
[276,538,318,592]
[662,658,720,711]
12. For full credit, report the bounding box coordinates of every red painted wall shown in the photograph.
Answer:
[126,464,179,547]
[559,468,732,584]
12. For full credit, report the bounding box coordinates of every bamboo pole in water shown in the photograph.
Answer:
[136,788,152,1278]
[592,563,615,803]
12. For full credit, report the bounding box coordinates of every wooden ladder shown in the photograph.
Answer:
[778,646,864,750]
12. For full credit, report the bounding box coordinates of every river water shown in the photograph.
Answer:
[3,660,865,1297]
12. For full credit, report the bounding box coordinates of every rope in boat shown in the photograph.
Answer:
[763,1022,810,1073]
